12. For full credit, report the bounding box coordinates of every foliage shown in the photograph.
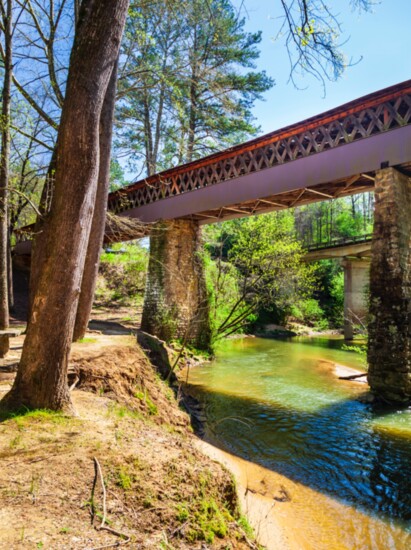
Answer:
[310,259,344,327]
[341,343,368,370]
[275,0,377,91]
[109,159,127,191]
[292,194,374,330]
[117,0,273,175]
[95,242,148,306]
[204,211,316,338]
[290,298,329,330]
[294,193,374,247]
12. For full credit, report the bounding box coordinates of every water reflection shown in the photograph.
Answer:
[186,337,411,542]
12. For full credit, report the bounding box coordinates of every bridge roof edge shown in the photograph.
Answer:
[109,79,411,199]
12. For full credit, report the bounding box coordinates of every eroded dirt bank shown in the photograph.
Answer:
[0,333,260,549]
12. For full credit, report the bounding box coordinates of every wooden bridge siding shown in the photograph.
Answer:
[108,80,411,223]
[119,124,411,224]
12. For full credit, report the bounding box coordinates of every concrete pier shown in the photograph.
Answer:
[342,259,370,340]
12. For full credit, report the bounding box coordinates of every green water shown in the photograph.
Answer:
[186,336,411,549]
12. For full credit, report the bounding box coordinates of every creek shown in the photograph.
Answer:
[186,336,411,549]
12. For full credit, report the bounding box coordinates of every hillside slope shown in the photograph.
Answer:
[0,334,258,549]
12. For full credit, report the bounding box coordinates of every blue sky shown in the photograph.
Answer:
[234,0,411,133]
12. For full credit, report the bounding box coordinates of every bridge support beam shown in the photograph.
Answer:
[141,219,211,351]
[367,167,411,403]
[342,258,370,340]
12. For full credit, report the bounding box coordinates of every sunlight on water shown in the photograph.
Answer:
[186,336,411,549]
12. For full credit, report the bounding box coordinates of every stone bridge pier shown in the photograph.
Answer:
[367,167,411,403]
[141,219,211,351]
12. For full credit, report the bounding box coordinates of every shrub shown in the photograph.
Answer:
[95,242,148,305]
[291,298,329,330]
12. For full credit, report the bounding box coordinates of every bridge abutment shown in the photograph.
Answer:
[342,258,370,340]
[141,219,211,351]
[367,167,411,403]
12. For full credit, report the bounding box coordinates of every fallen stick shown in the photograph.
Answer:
[88,458,131,549]
[69,376,80,391]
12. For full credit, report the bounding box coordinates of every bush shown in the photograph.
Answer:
[95,242,148,306]
[313,260,344,328]
[291,298,329,330]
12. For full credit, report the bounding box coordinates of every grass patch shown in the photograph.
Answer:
[184,497,230,544]
[116,466,134,490]
[237,515,255,539]
[0,407,71,425]
[171,469,236,545]
[77,337,98,344]
[134,388,158,416]
[106,402,142,421]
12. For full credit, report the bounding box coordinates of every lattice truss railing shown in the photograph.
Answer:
[109,89,411,215]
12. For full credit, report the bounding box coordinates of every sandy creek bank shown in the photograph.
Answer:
[177,335,369,548]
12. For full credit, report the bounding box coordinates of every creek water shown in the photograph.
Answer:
[185,336,411,549]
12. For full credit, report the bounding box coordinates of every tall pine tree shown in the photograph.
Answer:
[117,0,273,175]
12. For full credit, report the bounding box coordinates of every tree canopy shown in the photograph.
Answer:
[117,0,273,175]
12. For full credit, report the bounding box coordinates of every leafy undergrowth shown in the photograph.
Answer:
[95,242,148,308]
[0,336,259,549]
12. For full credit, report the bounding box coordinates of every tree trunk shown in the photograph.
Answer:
[143,89,154,176]
[186,28,198,164]
[152,50,169,170]
[0,0,12,343]
[7,226,13,310]
[28,149,57,317]
[73,59,118,342]
[1,0,129,413]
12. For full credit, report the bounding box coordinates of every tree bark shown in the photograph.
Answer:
[0,0,12,339]
[1,0,129,413]
[28,148,57,316]
[7,226,13,310]
[73,58,118,342]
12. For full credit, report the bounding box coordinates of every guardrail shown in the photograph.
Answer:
[305,234,373,252]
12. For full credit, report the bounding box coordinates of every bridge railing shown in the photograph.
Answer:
[108,80,411,215]
[305,233,373,252]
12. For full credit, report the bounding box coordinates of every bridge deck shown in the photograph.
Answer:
[109,80,411,225]
[304,235,372,261]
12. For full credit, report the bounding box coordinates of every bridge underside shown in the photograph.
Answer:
[185,172,375,224]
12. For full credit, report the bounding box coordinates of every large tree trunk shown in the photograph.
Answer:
[0,0,12,356]
[73,59,118,342]
[1,0,129,413]
[28,149,57,317]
